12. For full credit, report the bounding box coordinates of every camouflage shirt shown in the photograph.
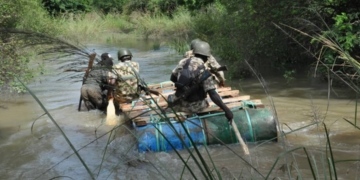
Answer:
[111,61,140,102]
[171,57,216,113]
[183,50,225,83]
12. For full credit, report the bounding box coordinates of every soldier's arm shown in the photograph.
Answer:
[170,73,177,83]
[209,56,226,84]
[171,58,188,82]
[208,89,233,123]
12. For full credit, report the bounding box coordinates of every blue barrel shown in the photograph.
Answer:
[135,108,277,152]
[136,118,206,152]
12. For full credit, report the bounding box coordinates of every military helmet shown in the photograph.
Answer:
[101,53,113,61]
[117,48,132,60]
[193,41,211,57]
[99,53,114,66]
[190,38,201,50]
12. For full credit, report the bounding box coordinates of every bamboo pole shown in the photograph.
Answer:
[231,120,250,155]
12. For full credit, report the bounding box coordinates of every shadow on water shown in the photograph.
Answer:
[0,37,360,179]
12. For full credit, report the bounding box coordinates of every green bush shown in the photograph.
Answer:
[0,40,34,93]
[193,0,316,79]
[0,0,58,33]
[42,0,92,15]
[0,0,57,93]
[91,0,129,14]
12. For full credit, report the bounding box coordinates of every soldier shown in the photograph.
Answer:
[184,39,226,87]
[169,41,233,123]
[183,38,201,58]
[109,48,141,113]
[80,53,113,111]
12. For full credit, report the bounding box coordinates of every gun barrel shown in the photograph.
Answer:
[216,65,228,71]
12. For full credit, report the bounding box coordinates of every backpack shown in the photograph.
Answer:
[175,59,206,102]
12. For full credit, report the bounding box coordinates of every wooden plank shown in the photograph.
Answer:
[217,87,232,92]
[127,109,163,119]
[132,100,265,125]
[133,112,189,122]
[147,81,174,89]
[123,95,256,112]
[146,90,240,102]
[209,95,250,106]
[122,101,168,112]
[121,95,263,113]
[148,86,232,93]
[132,102,244,124]
[216,90,240,97]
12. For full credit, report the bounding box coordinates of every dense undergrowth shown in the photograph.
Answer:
[1,0,360,93]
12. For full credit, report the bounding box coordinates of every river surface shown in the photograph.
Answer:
[1,39,360,180]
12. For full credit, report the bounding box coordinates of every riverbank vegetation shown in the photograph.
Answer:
[1,0,359,91]
[1,0,360,93]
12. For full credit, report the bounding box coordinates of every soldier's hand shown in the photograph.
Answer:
[219,81,225,87]
[225,109,233,124]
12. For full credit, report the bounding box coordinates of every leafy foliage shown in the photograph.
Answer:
[192,0,313,79]
[91,0,129,14]
[0,40,34,93]
[42,0,92,15]
[0,0,59,93]
[190,0,360,82]
[316,12,360,79]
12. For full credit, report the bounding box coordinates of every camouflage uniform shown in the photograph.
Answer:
[183,50,194,58]
[184,50,225,84]
[111,61,140,104]
[171,57,216,113]
[81,67,110,110]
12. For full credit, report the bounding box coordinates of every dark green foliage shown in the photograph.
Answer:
[316,12,360,76]
[123,0,213,16]
[91,0,129,14]
[0,40,34,93]
[193,0,313,78]
[178,0,214,12]
[192,0,360,81]
[0,1,19,28]
[42,0,92,15]
[0,0,58,93]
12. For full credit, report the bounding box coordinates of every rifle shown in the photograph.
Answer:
[171,65,228,105]
[210,65,227,85]
[137,78,160,96]
[78,53,96,111]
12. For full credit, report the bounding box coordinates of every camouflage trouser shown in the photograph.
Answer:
[81,84,107,111]
[172,98,209,114]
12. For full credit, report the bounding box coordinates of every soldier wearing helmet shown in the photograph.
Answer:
[183,38,201,58]
[170,41,233,123]
[117,48,133,62]
[80,53,114,111]
[109,48,141,113]
[184,39,226,87]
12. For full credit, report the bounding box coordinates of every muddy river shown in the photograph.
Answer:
[1,39,360,180]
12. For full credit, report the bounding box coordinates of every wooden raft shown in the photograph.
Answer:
[119,81,264,126]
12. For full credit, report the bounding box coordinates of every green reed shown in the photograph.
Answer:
[55,9,192,43]
[16,77,95,180]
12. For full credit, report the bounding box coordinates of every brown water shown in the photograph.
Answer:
[1,40,360,180]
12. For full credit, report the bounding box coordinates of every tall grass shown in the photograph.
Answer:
[55,9,192,43]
